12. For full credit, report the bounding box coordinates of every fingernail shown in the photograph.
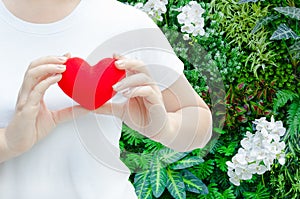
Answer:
[115,60,125,68]
[58,65,66,70]
[58,56,68,62]
[112,82,122,90]
[120,88,131,96]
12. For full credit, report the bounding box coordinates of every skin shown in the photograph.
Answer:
[0,0,212,163]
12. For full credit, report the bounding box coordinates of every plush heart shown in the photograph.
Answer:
[58,57,125,110]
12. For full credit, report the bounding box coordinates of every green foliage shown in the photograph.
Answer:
[243,183,270,199]
[270,23,300,40]
[151,154,168,197]
[251,15,279,34]
[274,6,300,20]
[193,159,215,180]
[273,90,299,112]
[131,147,208,199]
[119,0,300,198]
[166,169,186,199]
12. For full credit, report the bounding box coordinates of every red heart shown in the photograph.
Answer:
[58,57,125,110]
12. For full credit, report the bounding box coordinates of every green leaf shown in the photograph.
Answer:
[166,169,186,199]
[159,147,189,164]
[274,7,300,20]
[251,15,279,34]
[194,159,215,179]
[287,100,300,136]
[215,155,229,172]
[217,142,237,156]
[270,24,300,40]
[170,156,204,170]
[134,170,152,199]
[273,90,299,112]
[243,183,270,199]
[289,41,300,59]
[182,170,208,194]
[150,155,167,197]
[222,187,236,199]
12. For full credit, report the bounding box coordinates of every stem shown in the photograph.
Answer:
[262,174,265,187]
[164,13,168,27]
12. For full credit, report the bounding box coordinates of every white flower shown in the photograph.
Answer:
[181,24,194,34]
[176,1,205,39]
[278,153,286,165]
[227,116,286,186]
[137,0,168,22]
[183,34,190,40]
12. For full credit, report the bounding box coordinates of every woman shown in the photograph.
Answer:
[0,0,212,198]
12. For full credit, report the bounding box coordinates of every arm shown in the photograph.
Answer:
[97,57,212,152]
[0,128,16,163]
[150,75,212,152]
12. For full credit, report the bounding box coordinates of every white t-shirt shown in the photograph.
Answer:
[0,0,183,198]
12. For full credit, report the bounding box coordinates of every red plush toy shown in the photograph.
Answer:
[58,57,126,110]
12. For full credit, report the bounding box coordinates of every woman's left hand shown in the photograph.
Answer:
[95,55,169,138]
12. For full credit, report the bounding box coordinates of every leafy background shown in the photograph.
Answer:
[117,0,300,198]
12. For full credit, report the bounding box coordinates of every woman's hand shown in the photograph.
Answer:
[95,54,212,152]
[3,55,88,158]
[96,55,170,138]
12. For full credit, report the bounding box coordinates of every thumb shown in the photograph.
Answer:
[52,105,90,124]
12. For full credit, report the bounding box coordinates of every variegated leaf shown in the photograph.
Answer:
[159,147,189,164]
[182,170,208,194]
[134,170,152,199]
[170,156,204,170]
[251,15,279,34]
[166,169,186,199]
[238,0,259,4]
[270,24,300,40]
[289,41,300,59]
[274,7,300,20]
[150,155,167,197]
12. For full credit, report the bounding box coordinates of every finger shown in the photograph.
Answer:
[112,73,157,92]
[26,74,63,108]
[28,55,68,69]
[122,86,162,105]
[52,105,90,125]
[18,64,66,105]
[114,58,151,75]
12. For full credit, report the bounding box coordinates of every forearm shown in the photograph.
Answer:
[150,106,212,152]
[0,128,18,163]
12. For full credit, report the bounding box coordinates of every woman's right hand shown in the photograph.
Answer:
[3,55,88,159]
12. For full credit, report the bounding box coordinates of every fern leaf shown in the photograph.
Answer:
[270,24,300,40]
[193,159,215,179]
[166,169,186,199]
[134,170,152,199]
[222,187,236,199]
[170,156,204,170]
[150,154,167,197]
[143,138,164,152]
[159,147,189,164]
[287,101,300,137]
[243,183,270,199]
[182,170,208,194]
[273,90,299,112]
[122,125,144,146]
[252,15,279,34]
[274,7,300,20]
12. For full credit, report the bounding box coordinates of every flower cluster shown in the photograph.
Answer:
[177,1,205,40]
[226,116,286,186]
[134,0,168,22]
